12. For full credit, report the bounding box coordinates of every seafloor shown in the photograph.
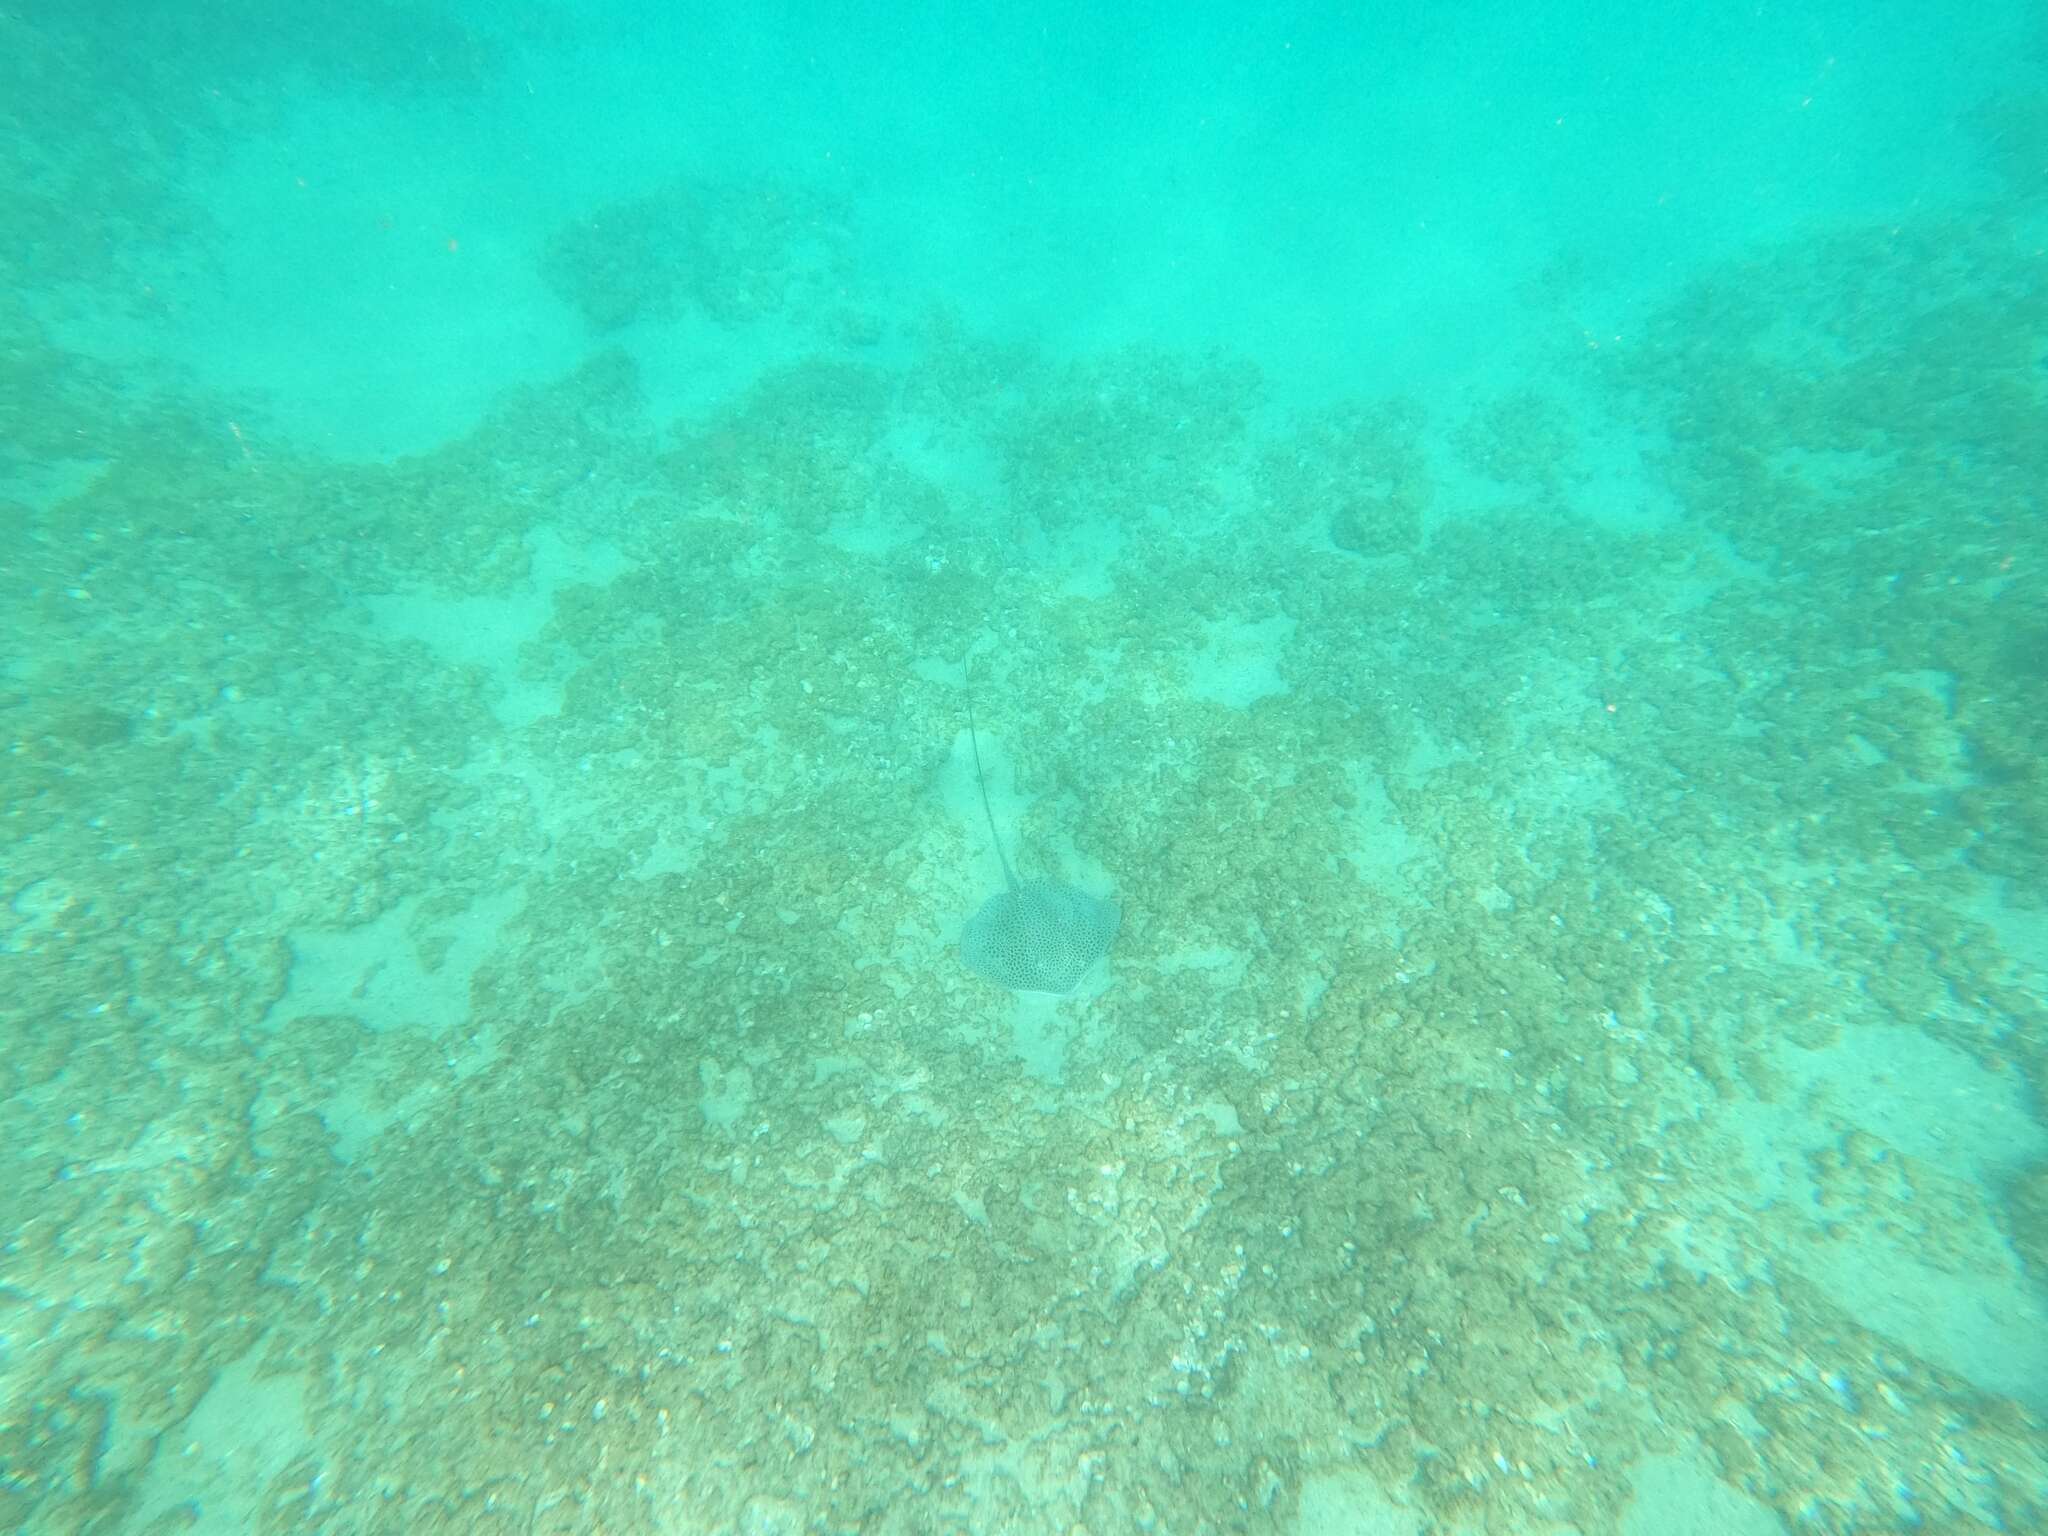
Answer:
[6,41,2048,1536]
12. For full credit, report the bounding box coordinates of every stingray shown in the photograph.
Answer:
[958,662,1120,994]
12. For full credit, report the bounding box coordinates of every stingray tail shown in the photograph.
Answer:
[965,654,1018,890]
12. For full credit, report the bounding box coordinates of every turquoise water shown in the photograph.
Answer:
[5,3,2046,1531]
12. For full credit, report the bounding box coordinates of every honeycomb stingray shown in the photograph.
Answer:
[963,878,1120,996]
[958,669,1120,995]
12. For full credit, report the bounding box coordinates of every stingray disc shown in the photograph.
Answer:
[961,879,1120,995]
